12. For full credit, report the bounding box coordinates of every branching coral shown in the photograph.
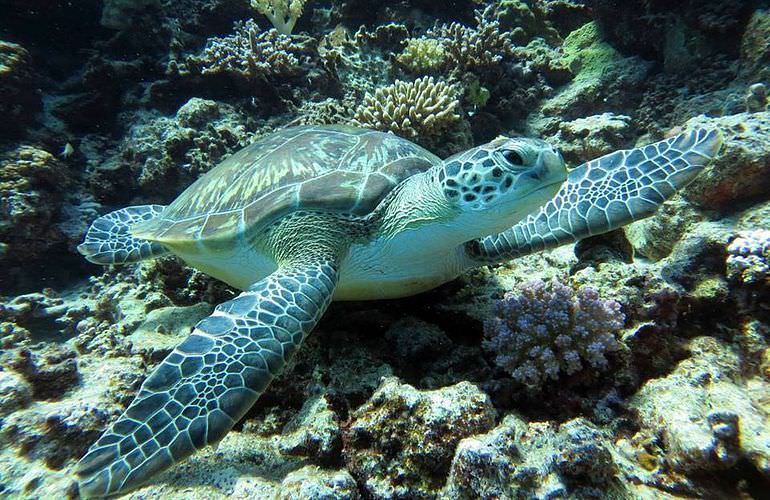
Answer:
[483,279,624,389]
[396,37,448,74]
[352,76,461,142]
[726,230,770,285]
[426,6,515,72]
[188,20,305,82]
[250,0,306,35]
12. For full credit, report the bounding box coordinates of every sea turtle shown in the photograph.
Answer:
[75,124,722,496]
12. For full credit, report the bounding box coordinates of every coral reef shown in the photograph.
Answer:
[1,0,770,498]
[483,279,624,389]
[103,98,254,201]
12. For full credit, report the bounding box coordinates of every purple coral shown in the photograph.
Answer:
[483,279,624,388]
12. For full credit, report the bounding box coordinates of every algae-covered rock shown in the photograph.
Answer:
[278,393,341,461]
[683,112,770,211]
[343,377,496,498]
[551,112,633,164]
[0,146,71,266]
[537,22,651,123]
[740,9,770,82]
[444,415,623,498]
[278,465,359,500]
[0,41,41,137]
[0,369,32,417]
[630,337,770,477]
[6,344,80,400]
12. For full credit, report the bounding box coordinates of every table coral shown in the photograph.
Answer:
[483,279,624,389]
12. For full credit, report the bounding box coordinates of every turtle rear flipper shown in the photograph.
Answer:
[78,205,170,265]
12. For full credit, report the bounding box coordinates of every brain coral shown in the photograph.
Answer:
[483,279,624,389]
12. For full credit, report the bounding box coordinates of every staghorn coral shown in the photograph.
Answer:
[352,76,461,146]
[483,279,624,389]
[396,37,448,74]
[426,6,515,72]
[726,230,770,285]
[188,20,306,82]
[250,0,306,35]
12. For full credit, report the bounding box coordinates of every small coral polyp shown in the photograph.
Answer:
[483,279,624,389]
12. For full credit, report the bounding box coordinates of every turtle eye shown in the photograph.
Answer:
[501,149,524,166]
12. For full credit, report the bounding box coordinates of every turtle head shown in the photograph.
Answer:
[438,136,567,236]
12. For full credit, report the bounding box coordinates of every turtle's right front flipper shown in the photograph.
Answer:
[466,128,723,263]
[78,205,170,265]
[75,257,338,498]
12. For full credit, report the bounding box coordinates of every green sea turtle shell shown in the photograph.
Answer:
[132,125,441,243]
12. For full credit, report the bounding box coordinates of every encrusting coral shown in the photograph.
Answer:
[250,0,306,35]
[483,279,624,389]
[352,76,461,146]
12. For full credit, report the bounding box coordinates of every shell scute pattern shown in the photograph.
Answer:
[132,125,440,243]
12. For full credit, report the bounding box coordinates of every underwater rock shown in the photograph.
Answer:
[531,22,651,132]
[1,400,114,470]
[624,197,705,261]
[0,369,32,417]
[129,302,212,361]
[630,336,770,477]
[483,279,624,390]
[0,41,41,138]
[343,377,495,498]
[278,465,359,499]
[0,146,71,267]
[684,112,770,211]
[278,393,341,462]
[444,415,620,498]
[550,112,633,165]
[745,82,768,113]
[740,9,770,82]
[726,230,770,286]
[5,344,79,400]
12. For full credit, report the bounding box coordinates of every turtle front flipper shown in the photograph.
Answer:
[467,128,723,263]
[75,257,339,498]
[78,205,170,265]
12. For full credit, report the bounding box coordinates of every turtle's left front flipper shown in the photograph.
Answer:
[75,257,338,498]
[467,128,723,263]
